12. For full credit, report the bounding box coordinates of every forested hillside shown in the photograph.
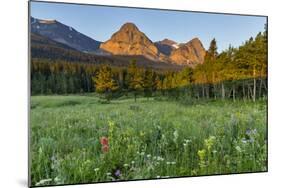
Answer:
[31,28,267,102]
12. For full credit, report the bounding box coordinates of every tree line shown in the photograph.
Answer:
[31,28,267,102]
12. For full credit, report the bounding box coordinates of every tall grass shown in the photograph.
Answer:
[30,95,267,186]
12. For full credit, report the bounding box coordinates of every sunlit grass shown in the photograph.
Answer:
[30,95,267,186]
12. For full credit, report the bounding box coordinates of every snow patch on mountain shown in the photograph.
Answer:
[172,44,180,49]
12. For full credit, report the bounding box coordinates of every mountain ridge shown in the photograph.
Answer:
[100,22,161,61]
[31,17,101,52]
[30,17,207,68]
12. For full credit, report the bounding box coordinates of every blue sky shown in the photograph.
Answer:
[30,1,266,52]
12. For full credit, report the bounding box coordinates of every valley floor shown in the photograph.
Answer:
[30,95,267,186]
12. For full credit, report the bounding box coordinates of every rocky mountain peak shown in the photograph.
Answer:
[100,23,159,61]
[169,37,206,66]
[120,22,139,31]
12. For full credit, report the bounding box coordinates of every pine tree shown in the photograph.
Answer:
[143,68,155,100]
[94,65,119,101]
[127,60,144,102]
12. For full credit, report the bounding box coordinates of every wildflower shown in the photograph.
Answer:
[100,136,109,146]
[100,136,109,153]
[102,145,109,153]
[114,169,121,177]
[184,139,192,143]
[106,172,112,176]
[235,146,242,153]
[198,149,206,161]
[204,136,216,151]
[54,177,61,183]
[131,161,135,165]
[140,151,145,156]
[166,161,171,165]
[147,154,151,158]
[35,178,52,186]
[171,161,176,165]
[241,138,248,144]
[51,155,56,161]
[123,163,129,167]
[157,156,164,161]
[156,175,161,178]
[94,168,99,172]
[173,130,179,143]
[108,120,114,127]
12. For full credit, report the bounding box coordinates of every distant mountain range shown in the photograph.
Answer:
[30,17,206,68]
[31,17,101,52]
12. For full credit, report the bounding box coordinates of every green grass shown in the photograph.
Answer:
[30,95,267,186]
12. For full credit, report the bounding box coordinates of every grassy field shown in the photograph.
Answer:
[30,95,267,186]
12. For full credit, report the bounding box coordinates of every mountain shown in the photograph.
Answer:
[154,39,179,56]
[30,32,182,71]
[169,38,206,66]
[30,17,101,52]
[30,18,206,68]
[100,23,161,61]
[100,23,206,66]
[31,32,77,51]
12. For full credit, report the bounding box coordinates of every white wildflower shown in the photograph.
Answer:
[35,178,52,186]
[94,168,99,172]
[235,146,242,153]
[173,130,179,143]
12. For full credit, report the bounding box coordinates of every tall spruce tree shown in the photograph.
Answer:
[127,60,144,102]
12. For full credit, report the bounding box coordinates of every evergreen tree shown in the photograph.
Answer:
[127,60,144,102]
[94,65,119,101]
[143,68,155,100]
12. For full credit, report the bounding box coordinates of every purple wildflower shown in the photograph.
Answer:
[114,169,121,177]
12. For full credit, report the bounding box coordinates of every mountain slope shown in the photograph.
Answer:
[31,32,77,51]
[169,38,206,66]
[100,23,161,61]
[30,32,182,71]
[31,17,101,52]
[154,39,178,56]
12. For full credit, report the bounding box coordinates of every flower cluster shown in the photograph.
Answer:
[100,136,109,153]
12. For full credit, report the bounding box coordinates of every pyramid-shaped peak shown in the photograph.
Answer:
[120,22,139,31]
[189,37,201,43]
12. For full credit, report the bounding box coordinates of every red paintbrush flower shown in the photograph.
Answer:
[100,136,109,153]
[100,136,109,146]
[102,145,109,153]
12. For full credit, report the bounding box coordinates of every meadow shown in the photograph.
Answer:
[30,95,267,186]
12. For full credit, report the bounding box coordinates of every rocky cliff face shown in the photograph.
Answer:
[169,38,206,66]
[100,23,160,61]
[154,39,178,56]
